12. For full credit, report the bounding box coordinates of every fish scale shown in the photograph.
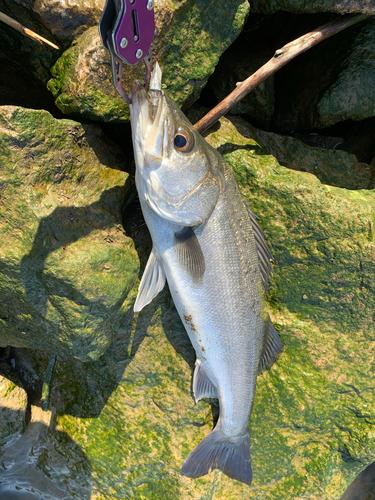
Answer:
[129,69,283,485]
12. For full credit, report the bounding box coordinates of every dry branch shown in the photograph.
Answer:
[0,11,59,50]
[194,13,369,134]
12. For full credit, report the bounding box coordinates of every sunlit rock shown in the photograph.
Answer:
[0,106,138,361]
[0,375,27,446]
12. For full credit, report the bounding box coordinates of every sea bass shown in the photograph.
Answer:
[129,65,283,485]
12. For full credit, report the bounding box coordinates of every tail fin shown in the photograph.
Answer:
[180,426,252,485]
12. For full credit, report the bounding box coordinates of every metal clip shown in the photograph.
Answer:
[99,0,155,104]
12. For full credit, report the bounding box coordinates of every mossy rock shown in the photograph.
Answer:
[250,0,375,14]
[0,376,27,446]
[0,106,138,361]
[272,17,375,131]
[318,18,375,127]
[244,120,375,189]
[47,0,250,121]
[48,115,375,498]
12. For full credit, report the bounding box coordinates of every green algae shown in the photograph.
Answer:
[0,106,137,361]
[47,29,130,122]
[47,47,79,115]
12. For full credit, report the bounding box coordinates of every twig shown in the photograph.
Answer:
[194,13,369,134]
[0,11,59,50]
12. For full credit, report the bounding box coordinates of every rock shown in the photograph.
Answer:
[250,0,375,14]
[272,19,365,132]
[0,1,61,85]
[0,375,27,446]
[241,119,375,189]
[47,0,250,121]
[208,39,275,129]
[1,0,104,42]
[47,26,130,122]
[318,18,375,127]
[0,0,105,89]
[0,404,91,498]
[14,114,374,498]
[0,106,138,361]
[272,17,375,131]
[31,0,105,41]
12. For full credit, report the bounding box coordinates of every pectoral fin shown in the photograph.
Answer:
[174,227,205,281]
[134,248,166,312]
[192,359,217,402]
[258,319,283,373]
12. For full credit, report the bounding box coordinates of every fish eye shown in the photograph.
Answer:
[174,128,194,153]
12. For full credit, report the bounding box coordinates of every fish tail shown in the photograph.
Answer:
[180,425,252,485]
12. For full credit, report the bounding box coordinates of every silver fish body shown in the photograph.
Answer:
[130,72,282,485]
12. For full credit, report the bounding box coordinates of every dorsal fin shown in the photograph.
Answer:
[258,319,283,373]
[247,205,273,291]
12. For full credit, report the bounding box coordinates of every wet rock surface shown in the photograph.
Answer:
[0,405,91,499]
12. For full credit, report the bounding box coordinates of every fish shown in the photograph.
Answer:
[129,64,283,485]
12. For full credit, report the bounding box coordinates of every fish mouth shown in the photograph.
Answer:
[130,80,166,148]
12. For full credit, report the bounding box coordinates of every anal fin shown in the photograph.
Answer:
[192,359,217,402]
[134,247,166,312]
[258,319,283,373]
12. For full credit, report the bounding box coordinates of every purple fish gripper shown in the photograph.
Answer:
[107,0,155,103]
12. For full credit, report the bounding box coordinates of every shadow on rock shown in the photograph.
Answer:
[15,176,139,362]
[20,185,127,318]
